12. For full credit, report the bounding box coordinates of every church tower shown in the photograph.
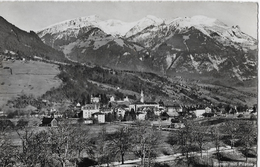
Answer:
[140,90,144,103]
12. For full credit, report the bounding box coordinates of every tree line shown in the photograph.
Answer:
[0,120,161,167]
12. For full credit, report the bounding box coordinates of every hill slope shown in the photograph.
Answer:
[0,16,66,62]
[0,60,62,107]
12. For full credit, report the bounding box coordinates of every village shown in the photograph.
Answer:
[38,90,257,129]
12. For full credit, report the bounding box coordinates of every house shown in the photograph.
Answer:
[81,104,99,119]
[124,96,129,102]
[91,95,101,103]
[115,108,126,118]
[110,96,115,102]
[173,123,185,129]
[165,105,182,112]
[167,110,179,122]
[194,108,206,118]
[76,103,81,109]
[155,108,164,116]
[205,107,212,113]
[93,113,105,123]
[40,117,58,127]
[137,113,146,120]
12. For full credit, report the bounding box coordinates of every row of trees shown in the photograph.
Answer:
[167,119,257,166]
[0,120,161,167]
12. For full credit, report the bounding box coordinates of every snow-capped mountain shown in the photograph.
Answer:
[38,15,137,38]
[37,15,257,83]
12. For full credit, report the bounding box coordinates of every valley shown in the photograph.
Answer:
[0,10,257,167]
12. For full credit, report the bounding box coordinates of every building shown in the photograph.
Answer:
[109,96,129,103]
[91,95,101,103]
[194,108,206,118]
[129,90,160,113]
[82,104,99,119]
[40,117,58,127]
[124,96,129,102]
[115,108,126,118]
[166,105,183,113]
[137,113,146,120]
[93,113,105,123]
[76,103,81,108]
[110,96,115,102]
[129,102,160,112]
[205,107,212,113]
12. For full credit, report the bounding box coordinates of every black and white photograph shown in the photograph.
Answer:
[0,1,258,167]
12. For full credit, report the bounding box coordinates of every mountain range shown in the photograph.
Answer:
[37,15,257,84]
[0,15,257,106]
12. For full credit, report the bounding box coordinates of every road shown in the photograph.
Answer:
[100,146,256,167]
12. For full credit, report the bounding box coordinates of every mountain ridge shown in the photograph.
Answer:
[37,14,257,85]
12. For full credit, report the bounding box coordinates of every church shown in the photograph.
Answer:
[129,90,160,112]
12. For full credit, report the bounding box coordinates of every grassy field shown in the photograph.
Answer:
[0,60,62,107]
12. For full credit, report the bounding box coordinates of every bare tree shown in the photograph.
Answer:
[237,120,257,162]
[132,120,161,167]
[71,123,95,165]
[107,126,133,164]
[16,128,51,167]
[223,120,239,150]
[193,124,209,157]
[48,120,77,167]
[95,126,115,167]
[0,121,17,167]
[168,120,195,167]
[210,126,221,166]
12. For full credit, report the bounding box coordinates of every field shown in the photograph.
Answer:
[0,60,62,107]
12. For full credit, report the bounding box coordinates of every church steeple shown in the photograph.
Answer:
[140,90,144,103]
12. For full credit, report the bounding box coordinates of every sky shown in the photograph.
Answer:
[0,1,258,38]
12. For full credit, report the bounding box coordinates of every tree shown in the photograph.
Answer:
[0,121,17,166]
[96,126,115,167]
[223,120,239,150]
[132,121,161,167]
[48,120,78,167]
[210,126,221,164]
[237,121,257,162]
[193,124,209,157]
[145,109,156,120]
[107,127,133,164]
[130,109,136,120]
[168,120,195,167]
[16,128,51,167]
[71,124,95,162]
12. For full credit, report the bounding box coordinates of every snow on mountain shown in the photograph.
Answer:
[125,15,165,37]
[98,19,137,36]
[38,14,256,47]
[38,15,137,38]
[167,15,256,46]
[38,15,166,38]
[38,15,101,38]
